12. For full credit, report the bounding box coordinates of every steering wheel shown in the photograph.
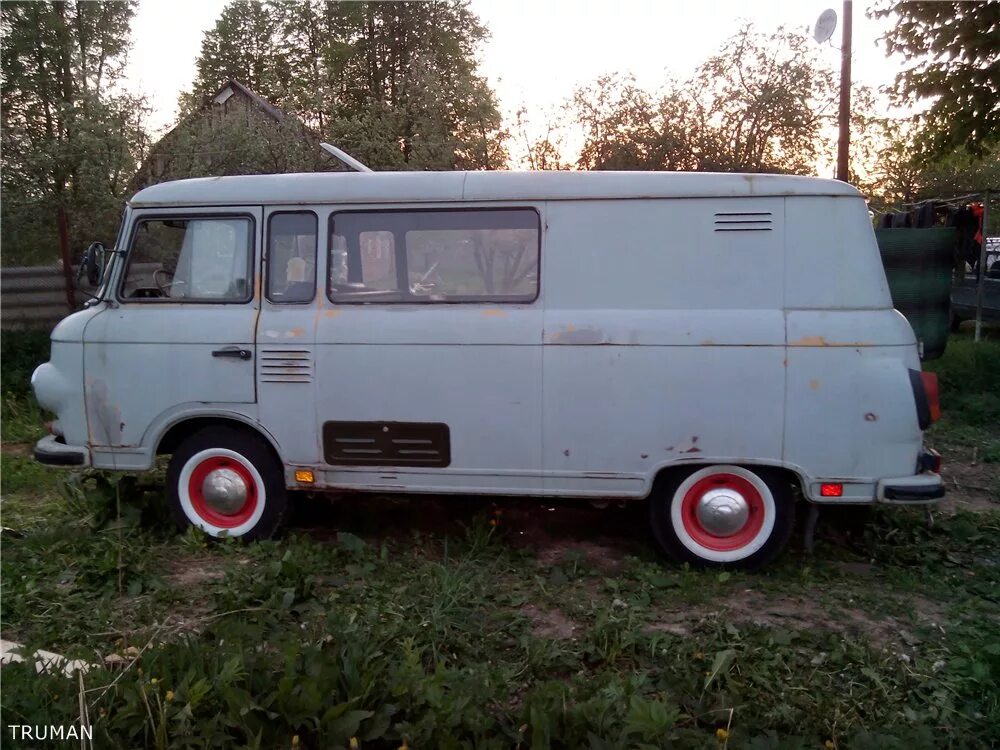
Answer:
[412,261,441,294]
[153,268,176,294]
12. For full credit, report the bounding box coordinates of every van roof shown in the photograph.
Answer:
[129,170,861,207]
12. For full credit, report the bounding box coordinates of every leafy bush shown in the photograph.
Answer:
[1,329,51,400]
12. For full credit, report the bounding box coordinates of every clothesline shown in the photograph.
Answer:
[900,190,997,209]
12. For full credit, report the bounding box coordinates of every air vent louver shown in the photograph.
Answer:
[260,350,312,383]
[714,211,773,232]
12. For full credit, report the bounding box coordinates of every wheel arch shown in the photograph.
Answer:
[650,460,806,501]
[153,412,282,462]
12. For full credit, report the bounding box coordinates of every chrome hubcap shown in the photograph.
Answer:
[696,488,749,536]
[201,467,248,514]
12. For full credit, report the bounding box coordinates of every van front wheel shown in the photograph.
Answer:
[166,427,286,540]
[649,465,794,569]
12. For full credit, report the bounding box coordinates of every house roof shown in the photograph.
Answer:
[212,79,287,122]
[130,170,861,207]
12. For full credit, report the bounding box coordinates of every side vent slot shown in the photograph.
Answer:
[260,350,312,383]
[714,211,773,232]
[323,421,451,467]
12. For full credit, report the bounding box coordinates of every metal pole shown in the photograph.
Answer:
[320,142,373,173]
[836,0,853,182]
[975,191,990,342]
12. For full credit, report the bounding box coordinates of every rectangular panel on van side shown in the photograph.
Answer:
[312,206,545,493]
[540,198,787,494]
[322,421,450,467]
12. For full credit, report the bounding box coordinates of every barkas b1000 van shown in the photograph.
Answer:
[31,171,944,569]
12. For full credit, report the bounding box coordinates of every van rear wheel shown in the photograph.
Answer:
[166,426,286,540]
[649,465,794,569]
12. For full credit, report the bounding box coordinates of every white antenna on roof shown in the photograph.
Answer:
[320,142,373,173]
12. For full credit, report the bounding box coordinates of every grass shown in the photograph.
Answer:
[1,461,998,749]
[1,328,51,443]
[1,329,998,748]
[924,327,1000,463]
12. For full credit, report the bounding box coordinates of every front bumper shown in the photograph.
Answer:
[876,472,944,504]
[33,435,90,467]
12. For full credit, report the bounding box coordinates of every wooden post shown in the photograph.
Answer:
[836,1,853,182]
[57,204,76,311]
[975,192,990,342]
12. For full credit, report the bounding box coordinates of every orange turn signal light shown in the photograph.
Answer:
[820,483,843,497]
[294,469,315,484]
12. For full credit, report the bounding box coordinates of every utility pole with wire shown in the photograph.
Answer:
[836,1,853,182]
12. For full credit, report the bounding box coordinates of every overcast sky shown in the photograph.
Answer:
[124,0,910,172]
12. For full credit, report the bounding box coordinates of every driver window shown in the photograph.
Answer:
[121,217,253,302]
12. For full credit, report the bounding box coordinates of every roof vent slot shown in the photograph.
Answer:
[714,211,773,232]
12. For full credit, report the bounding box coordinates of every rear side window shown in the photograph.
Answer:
[121,217,253,302]
[267,212,317,303]
[329,208,539,303]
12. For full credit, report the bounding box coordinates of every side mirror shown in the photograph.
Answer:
[77,242,106,287]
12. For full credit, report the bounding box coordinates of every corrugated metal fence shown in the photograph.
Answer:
[1,265,81,330]
[2,263,167,330]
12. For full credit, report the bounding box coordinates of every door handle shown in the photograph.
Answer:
[212,348,252,360]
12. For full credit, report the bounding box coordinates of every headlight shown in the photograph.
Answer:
[31,362,64,413]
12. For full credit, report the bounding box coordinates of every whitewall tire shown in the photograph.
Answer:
[650,465,795,569]
[166,426,286,540]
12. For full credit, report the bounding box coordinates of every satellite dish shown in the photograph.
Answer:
[813,9,838,43]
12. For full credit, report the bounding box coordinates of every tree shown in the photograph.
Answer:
[853,118,926,211]
[574,75,704,171]
[570,26,839,174]
[874,1,1000,158]
[188,1,290,109]
[1,1,147,266]
[693,25,836,174]
[184,1,507,171]
[514,107,571,170]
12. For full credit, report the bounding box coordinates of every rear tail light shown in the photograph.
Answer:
[921,371,941,424]
[820,483,843,497]
[908,369,940,430]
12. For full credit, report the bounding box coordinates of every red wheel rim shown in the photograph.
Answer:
[680,473,765,551]
[187,455,258,528]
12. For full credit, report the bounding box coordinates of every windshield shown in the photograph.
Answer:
[90,208,129,301]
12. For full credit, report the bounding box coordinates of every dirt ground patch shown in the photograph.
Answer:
[939,458,999,513]
[646,589,947,649]
[162,555,227,588]
[0,442,31,457]
[532,539,630,575]
[521,603,579,639]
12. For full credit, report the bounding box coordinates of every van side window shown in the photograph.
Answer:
[121,217,253,302]
[267,212,317,303]
[329,209,539,303]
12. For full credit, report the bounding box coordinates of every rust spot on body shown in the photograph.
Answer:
[791,335,828,347]
[865,412,878,421]
[482,309,506,317]
[680,436,701,454]
[549,327,607,345]
[324,310,340,318]
[809,379,820,390]
[790,335,875,348]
